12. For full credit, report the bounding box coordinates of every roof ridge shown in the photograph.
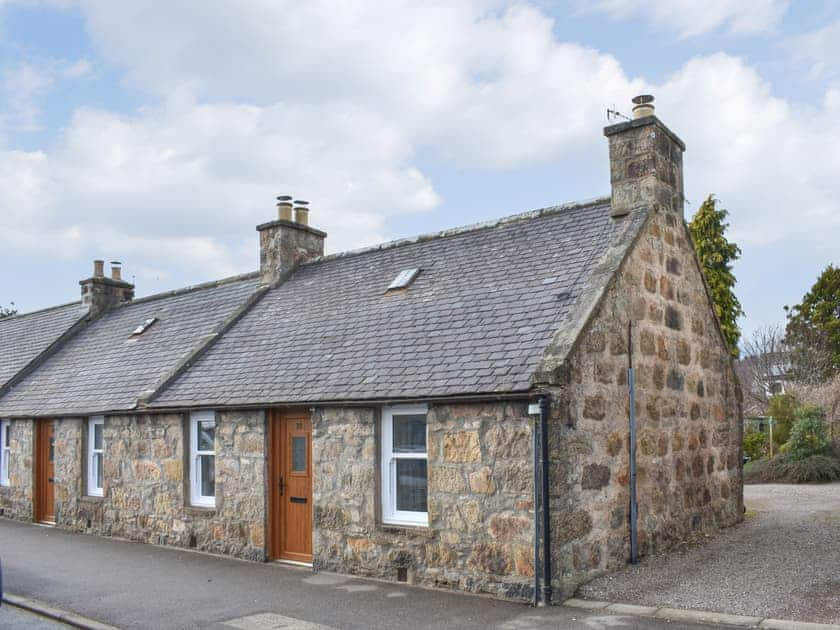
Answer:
[0,300,84,323]
[306,195,611,265]
[122,271,260,307]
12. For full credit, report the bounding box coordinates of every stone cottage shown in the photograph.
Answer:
[0,96,743,604]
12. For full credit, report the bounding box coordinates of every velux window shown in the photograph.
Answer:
[1,420,10,487]
[381,405,428,526]
[87,416,104,497]
[190,411,216,508]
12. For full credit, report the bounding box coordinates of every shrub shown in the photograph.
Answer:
[743,431,769,460]
[744,454,840,484]
[787,405,829,461]
[773,455,840,483]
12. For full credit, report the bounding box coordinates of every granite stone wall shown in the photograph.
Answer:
[1,411,267,561]
[546,208,743,598]
[312,403,537,601]
[0,419,34,520]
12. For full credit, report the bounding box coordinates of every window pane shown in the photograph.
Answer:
[292,436,306,472]
[392,414,426,453]
[3,426,8,447]
[95,453,104,490]
[49,437,55,462]
[198,421,215,452]
[200,454,215,498]
[396,459,427,512]
[94,423,103,450]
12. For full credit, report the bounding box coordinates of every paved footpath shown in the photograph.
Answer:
[580,483,840,625]
[0,604,69,628]
[0,519,712,630]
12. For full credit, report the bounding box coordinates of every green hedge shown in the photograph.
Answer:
[744,454,840,484]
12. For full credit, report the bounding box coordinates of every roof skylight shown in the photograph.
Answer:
[131,317,157,336]
[387,268,421,291]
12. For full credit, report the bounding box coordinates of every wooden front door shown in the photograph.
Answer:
[269,410,313,563]
[35,420,56,523]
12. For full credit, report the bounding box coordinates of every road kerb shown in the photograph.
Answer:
[655,606,763,627]
[760,620,840,630]
[563,598,610,610]
[2,593,118,630]
[565,598,840,630]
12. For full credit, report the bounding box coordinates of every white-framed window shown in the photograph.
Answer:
[1,420,10,487]
[190,411,216,508]
[381,404,428,526]
[87,416,104,497]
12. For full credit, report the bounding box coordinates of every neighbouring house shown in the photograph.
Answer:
[735,351,792,418]
[0,96,743,603]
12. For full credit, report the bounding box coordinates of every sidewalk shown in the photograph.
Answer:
[0,519,711,630]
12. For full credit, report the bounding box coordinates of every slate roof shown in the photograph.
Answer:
[0,275,260,417]
[152,198,639,407]
[0,302,87,388]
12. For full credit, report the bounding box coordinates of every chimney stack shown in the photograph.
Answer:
[257,195,326,285]
[80,259,134,316]
[604,95,685,219]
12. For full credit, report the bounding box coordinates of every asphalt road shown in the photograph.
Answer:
[0,519,713,630]
[580,483,840,624]
[0,604,68,628]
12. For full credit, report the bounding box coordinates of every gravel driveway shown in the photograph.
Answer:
[578,483,840,624]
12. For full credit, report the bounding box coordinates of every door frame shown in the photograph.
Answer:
[267,409,313,563]
[34,419,56,523]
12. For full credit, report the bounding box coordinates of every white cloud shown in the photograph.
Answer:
[2,0,839,329]
[0,99,440,274]
[583,0,789,38]
[658,54,840,251]
[789,19,840,80]
[0,56,93,134]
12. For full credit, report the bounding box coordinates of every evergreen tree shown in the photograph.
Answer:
[0,303,15,319]
[785,264,840,382]
[689,195,744,357]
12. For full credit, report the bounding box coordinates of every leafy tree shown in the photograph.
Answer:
[785,264,840,383]
[0,303,16,319]
[689,195,744,357]
[767,393,796,445]
[786,405,829,461]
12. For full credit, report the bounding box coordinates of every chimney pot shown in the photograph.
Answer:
[277,195,294,221]
[110,261,122,281]
[294,200,310,226]
[632,94,655,119]
[93,260,105,278]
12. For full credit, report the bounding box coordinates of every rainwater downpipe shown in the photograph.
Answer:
[539,395,552,604]
[628,321,639,564]
[532,410,541,607]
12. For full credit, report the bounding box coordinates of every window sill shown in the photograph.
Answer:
[80,495,104,504]
[378,522,434,537]
[185,505,216,516]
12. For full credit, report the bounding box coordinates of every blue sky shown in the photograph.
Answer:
[1,1,839,343]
